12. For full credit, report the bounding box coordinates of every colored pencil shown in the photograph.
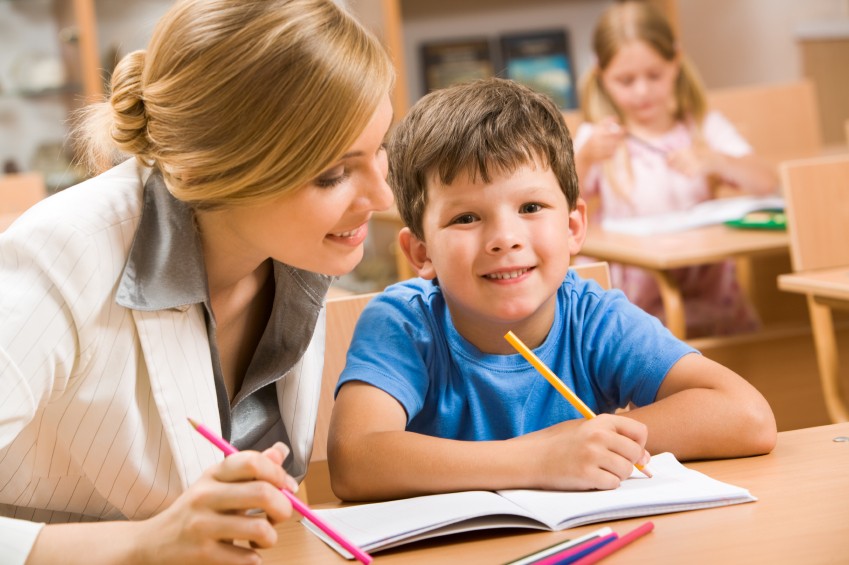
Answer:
[570,521,654,564]
[503,331,653,478]
[627,133,667,155]
[505,527,614,565]
[187,418,372,564]
[534,532,618,565]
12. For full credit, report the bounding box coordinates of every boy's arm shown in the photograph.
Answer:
[328,382,650,501]
[624,352,777,460]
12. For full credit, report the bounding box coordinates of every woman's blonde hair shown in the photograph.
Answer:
[580,1,706,124]
[75,0,394,207]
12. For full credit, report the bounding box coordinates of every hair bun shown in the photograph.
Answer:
[109,50,152,157]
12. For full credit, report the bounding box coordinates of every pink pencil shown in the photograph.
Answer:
[571,521,654,565]
[188,418,372,564]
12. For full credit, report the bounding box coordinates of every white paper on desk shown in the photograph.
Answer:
[303,453,756,557]
[601,195,785,235]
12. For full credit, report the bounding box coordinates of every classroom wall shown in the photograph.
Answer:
[95,0,174,57]
[679,0,849,88]
[3,0,849,179]
[348,0,849,111]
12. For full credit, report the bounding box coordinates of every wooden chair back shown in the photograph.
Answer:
[562,110,583,138]
[845,118,849,147]
[572,260,611,290]
[780,154,849,273]
[707,80,823,164]
[302,262,612,503]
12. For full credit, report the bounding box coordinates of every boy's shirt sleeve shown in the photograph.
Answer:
[572,281,698,410]
[334,286,433,423]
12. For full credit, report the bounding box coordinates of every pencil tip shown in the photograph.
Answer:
[641,466,653,478]
[187,417,199,429]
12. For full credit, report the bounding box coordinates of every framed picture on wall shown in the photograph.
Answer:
[500,29,578,110]
[420,37,496,95]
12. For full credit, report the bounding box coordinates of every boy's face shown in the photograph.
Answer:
[400,160,586,352]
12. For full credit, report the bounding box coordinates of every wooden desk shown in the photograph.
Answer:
[581,225,790,338]
[263,423,849,564]
[778,267,849,423]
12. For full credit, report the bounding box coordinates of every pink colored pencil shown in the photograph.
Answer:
[188,418,372,564]
[571,521,655,565]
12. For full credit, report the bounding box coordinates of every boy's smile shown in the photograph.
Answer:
[402,160,586,353]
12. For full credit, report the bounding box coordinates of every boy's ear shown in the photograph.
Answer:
[398,227,437,280]
[567,197,588,255]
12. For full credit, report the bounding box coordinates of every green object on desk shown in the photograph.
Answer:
[724,209,786,230]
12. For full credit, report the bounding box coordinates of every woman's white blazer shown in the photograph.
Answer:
[0,160,325,562]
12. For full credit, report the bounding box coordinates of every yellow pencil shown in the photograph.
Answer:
[504,330,653,478]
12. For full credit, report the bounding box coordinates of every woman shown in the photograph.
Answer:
[0,0,394,563]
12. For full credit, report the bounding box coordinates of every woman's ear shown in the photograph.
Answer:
[398,227,437,280]
[567,197,588,256]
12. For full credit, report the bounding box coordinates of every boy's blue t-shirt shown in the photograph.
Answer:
[335,271,697,441]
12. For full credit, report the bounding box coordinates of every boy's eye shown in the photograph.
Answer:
[450,213,477,225]
[520,202,544,214]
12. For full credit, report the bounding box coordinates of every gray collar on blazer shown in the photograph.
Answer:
[116,169,333,313]
[115,169,333,450]
[116,169,207,311]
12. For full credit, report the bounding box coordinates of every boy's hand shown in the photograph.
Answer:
[520,414,649,491]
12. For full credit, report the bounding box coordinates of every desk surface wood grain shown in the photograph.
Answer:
[261,423,849,564]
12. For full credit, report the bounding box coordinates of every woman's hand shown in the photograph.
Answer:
[26,443,298,565]
[135,442,298,565]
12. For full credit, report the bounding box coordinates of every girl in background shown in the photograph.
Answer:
[574,1,778,337]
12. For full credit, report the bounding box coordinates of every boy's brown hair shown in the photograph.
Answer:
[388,77,579,240]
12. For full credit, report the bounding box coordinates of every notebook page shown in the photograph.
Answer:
[601,195,785,235]
[310,490,540,550]
[498,452,756,530]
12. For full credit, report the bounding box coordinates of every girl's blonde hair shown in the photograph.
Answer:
[75,0,394,208]
[580,1,706,125]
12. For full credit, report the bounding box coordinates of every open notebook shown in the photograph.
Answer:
[303,453,755,558]
[601,195,785,235]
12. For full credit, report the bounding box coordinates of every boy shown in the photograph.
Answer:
[328,78,776,501]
